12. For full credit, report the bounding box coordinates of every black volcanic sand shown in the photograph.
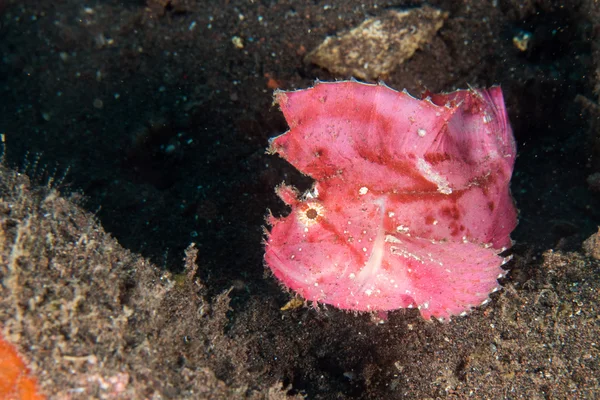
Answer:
[1,0,600,398]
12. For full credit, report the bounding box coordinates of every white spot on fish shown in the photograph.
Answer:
[396,225,409,233]
[416,158,452,195]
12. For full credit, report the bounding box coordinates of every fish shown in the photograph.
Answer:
[264,80,517,321]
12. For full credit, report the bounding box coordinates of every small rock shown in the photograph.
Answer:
[512,30,532,52]
[231,36,244,49]
[305,6,448,80]
[582,228,600,260]
[586,172,600,192]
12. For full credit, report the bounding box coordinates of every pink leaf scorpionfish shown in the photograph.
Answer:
[264,81,517,321]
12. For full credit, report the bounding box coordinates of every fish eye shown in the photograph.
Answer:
[305,208,318,219]
[297,201,325,227]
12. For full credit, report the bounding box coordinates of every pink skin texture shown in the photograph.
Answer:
[264,81,517,321]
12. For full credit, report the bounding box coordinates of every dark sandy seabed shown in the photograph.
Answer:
[1,0,600,398]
